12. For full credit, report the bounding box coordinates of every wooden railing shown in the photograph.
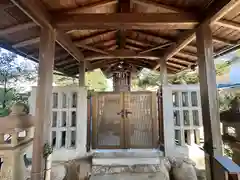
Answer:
[214,156,240,180]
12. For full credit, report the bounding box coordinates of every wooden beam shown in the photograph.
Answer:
[167,61,186,69]
[125,44,142,51]
[178,50,197,59]
[54,0,117,14]
[10,0,90,67]
[117,0,131,49]
[13,36,110,55]
[107,45,118,51]
[94,39,116,47]
[0,22,37,36]
[75,42,110,55]
[126,38,154,47]
[213,36,236,45]
[54,13,198,30]
[196,23,222,180]
[154,0,240,70]
[12,37,40,48]
[170,57,195,65]
[31,28,56,180]
[139,42,172,54]
[132,0,185,13]
[215,19,240,31]
[83,49,163,61]
[73,30,117,44]
[131,30,173,44]
[79,61,85,86]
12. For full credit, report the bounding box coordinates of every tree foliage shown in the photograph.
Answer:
[136,61,232,88]
[0,51,36,109]
[53,69,108,91]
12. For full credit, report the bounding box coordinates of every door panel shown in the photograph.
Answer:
[92,92,158,149]
[124,92,158,148]
[92,92,124,149]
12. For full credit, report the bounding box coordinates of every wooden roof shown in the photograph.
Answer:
[1,0,240,77]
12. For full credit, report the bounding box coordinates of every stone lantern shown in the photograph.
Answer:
[0,102,35,180]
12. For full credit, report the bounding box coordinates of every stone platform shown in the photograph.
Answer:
[90,149,168,180]
[92,149,164,166]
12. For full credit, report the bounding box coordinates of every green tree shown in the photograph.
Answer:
[135,61,232,88]
[53,69,108,91]
[0,52,36,109]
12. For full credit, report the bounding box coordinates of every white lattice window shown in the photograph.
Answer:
[50,90,77,149]
[172,87,202,146]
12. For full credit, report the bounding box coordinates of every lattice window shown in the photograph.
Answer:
[172,88,202,146]
[50,91,77,149]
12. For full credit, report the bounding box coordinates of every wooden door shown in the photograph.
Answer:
[124,92,158,149]
[91,91,158,149]
[92,92,125,149]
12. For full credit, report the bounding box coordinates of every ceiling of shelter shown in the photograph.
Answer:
[1,0,240,77]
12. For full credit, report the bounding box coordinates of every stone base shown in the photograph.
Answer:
[92,149,164,166]
[90,173,167,180]
[92,164,167,175]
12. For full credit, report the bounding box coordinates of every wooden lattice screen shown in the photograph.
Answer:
[91,91,158,149]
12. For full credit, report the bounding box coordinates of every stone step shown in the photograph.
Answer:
[90,173,163,180]
[93,157,163,165]
[91,164,165,176]
[92,150,163,166]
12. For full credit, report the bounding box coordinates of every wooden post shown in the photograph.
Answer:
[79,61,85,87]
[159,60,169,155]
[78,61,88,154]
[31,28,56,180]
[196,23,223,180]
[160,60,168,86]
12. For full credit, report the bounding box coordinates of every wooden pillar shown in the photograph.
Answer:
[77,60,88,154]
[31,28,56,180]
[160,59,168,86]
[79,61,85,87]
[196,23,223,180]
[160,60,172,156]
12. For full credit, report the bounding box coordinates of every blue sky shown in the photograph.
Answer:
[215,50,240,84]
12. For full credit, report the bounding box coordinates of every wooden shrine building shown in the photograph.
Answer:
[1,0,240,179]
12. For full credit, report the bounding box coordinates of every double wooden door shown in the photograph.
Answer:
[91,91,158,149]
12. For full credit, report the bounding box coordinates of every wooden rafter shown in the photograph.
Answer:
[212,36,236,45]
[132,0,187,13]
[215,19,240,31]
[154,0,240,70]
[126,38,154,48]
[54,13,199,30]
[53,0,117,14]
[10,0,90,68]
[125,45,142,51]
[107,45,118,51]
[139,42,173,54]
[82,49,161,61]
[12,36,110,55]
[131,30,173,43]
[117,0,131,49]
[170,57,195,65]
[12,37,39,48]
[72,30,117,44]
[0,22,37,36]
[74,42,110,55]
[134,30,233,51]
[178,50,197,59]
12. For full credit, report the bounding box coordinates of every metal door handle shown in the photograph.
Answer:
[117,109,125,118]
[125,110,132,118]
